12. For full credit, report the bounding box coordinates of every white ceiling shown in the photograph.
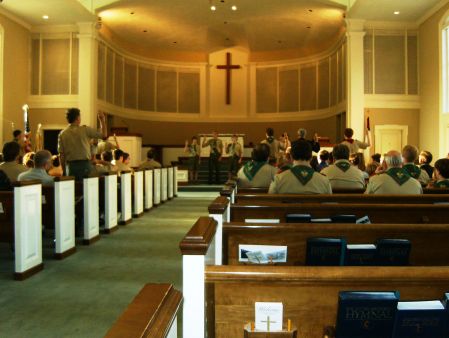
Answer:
[0,0,445,59]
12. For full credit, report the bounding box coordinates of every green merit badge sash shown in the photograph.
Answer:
[435,180,449,188]
[290,165,315,186]
[335,161,351,172]
[403,164,421,179]
[243,161,266,181]
[386,168,411,186]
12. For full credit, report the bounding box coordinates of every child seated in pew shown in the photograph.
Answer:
[237,143,277,188]
[428,158,449,188]
[95,150,117,175]
[18,150,54,187]
[48,155,63,177]
[0,142,28,182]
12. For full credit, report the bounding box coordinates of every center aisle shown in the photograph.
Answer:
[0,191,216,338]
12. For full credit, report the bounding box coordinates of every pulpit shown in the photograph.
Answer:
[107,134,142,167]
[199,133,245,157]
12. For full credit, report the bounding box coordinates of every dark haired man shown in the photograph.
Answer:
[261,127,281,164]
[268,139,332,194]
[58,108,106,181]
[237,143,276,188]
[402,145,430,186]
[419,150,434,179]
[13,129,23,143]
[225,134,243,180]
[321,144,365,190]
[431,158,449,188]
[0,141,27,181]
[202,131,223,184]
[138,148,162,170]
[341,127,370,155]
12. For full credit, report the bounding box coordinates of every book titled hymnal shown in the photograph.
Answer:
[331,214,357,223]
[375,239,411,266]
[336,291,399,338]
[345,244,377,266]
[255,302,283,332]
[392,300,446,338]
[286,214,311,223]
[306,237,346,266]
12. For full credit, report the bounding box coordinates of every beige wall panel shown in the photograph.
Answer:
[279,69,299,112]
[156,70,177,112]
[178,72,200,113]
[407,35,418,95]
[106,47,114,103]
[97,43,105,100]
[114,56,123,106]
[318,60,330,109]
[375,35,405,94]
[138,66,155,111]
[364,34,373,94]
[256,67,277,113]
[330,53,337,106]
[300,65,317,111]
[71,37,79,95]
[124,62,137,109]
[42,39,70,95]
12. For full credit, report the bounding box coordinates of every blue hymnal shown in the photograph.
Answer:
[305,237,346,266]
[392,300,446,338]
[376,239,411,266]
[331,214,357,223]
[336,291,399,338]
[286,214,311,223]
[345,244,377,266]
[442,293,449,337]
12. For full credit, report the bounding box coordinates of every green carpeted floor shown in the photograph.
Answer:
[0,192,216,338]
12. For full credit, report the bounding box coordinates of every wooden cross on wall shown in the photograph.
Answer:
[216,52,241,105]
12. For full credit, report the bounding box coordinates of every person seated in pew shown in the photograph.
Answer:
[113,149,132,173]
[317,150,330,171]
[95,151,117,175]
[18,150,54,187]
[365,150,422,194]
[237,143,277,188]
[48,155,63,177]
[321,144,365,190]
[402,145,430,186]
[0,141,28,182]
[268,139,332,194]
[429,158,449,188]
[419,150,434,179]
[138,148,162,170]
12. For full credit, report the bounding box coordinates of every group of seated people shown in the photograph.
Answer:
[0,140,162,189]
[236,133,449,194]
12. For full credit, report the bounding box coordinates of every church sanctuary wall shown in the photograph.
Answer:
[0,12,30,143]
[419,2,449,158]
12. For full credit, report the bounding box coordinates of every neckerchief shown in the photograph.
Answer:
[290,165,315,186]
[243,161,266,181]
[210,139,220,156]
[345,139,355,144]
[190,144,198,156]
[403,163,421,179]
[435,180,449,188]
[335,160,351,172]
[386,168,411,186]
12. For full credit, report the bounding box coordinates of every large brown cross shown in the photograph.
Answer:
[216,52,241,105]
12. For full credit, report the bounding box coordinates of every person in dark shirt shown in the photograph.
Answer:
[419,150,434,179]
[297,128,320,153]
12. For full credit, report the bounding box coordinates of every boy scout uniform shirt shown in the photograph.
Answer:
[341,139,369,154]
[403,163,430,186]
[365,171,423,194]
[97,141,117,154]
[227,142,242,157]
[204,139,223,157]
[237,163,277,188]
[138,159,162,170]
[261,138,281,159]
[18,168,54,187]
[321,159,366,190]
[268,165,332,194]
[188,144,200,157]
[58,125,103,161]
[0,161,28,182]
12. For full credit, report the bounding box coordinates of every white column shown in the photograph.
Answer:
[133,170,144,217]
[83,176,100,244]
[153,168,161,205]
[120,172,132,224]
[14,183,43,280]
[104,174,118,232]
[346,19,366,140]
[77,22,98,127]
[161,167,168,202]
[174,166,178,197]
[183,255,205,338]
[54,178,75,258]
[168,167,174,199]
[144,169,153,211]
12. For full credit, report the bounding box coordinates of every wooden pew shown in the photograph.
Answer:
[144,169,153,211]
[119,171,132,225]
[222,222,449,266]
[132,169,144,218]
[153,168,161,206]
[235,193,449,205]
[105,283,182,338]
[179,217,449,338]
[0,181,44,280]
[75,175,100,244]
[230,201,449,224]
[161,167,168,203]
[42,176,76,259]
[100,173,118,233]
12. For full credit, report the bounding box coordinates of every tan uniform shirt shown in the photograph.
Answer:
[95,163,117,175]
[0,161,28,182]
[138,159,162,170]
[115,161,132,173]
[97,141,117,155]
[320,160,366,190]
[261,138,281,159]
[227,142,243,157]
[58,125,103,161]
[237,163,277,188]
[365,173,423,194]
[204,138,223,156]
[268,165,332,194]
[341,139,369,154]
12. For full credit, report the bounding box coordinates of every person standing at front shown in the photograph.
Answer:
[202,131,223,184]
[58,108,107,181]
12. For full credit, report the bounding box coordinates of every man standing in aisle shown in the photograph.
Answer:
[202,131,223,184]
[58,108,107,181]
[225,134,243,180]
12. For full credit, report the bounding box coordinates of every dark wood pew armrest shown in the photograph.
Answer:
[179,217,217,255]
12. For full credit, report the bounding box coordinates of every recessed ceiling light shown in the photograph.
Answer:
[143,30,147,33]
[394,11,400,15]
[224,21,228,24]
[308,9,313,12]
[231,5,237,11]
[42,15,49,20]
[173,41,177,44]
[306,26,311,29]
[211,5,216,11]
[130,12,135,15]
